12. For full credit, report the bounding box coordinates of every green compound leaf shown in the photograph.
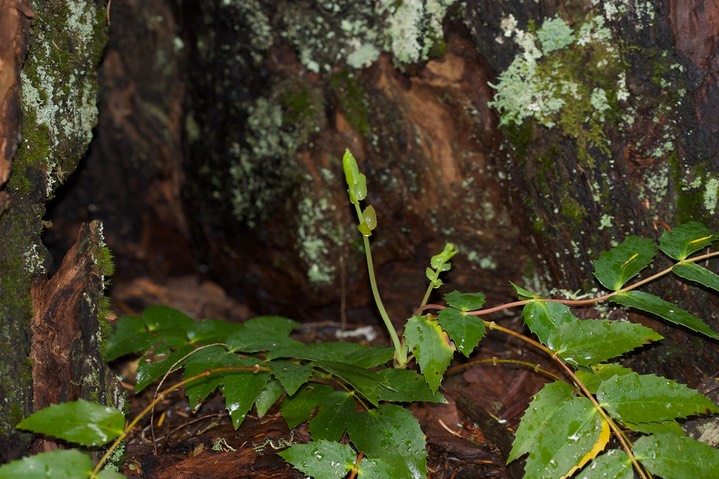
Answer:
[356,457,399,478]
[281,384,335,429]
[17,400,124,447]
[634,432,719,479]
[596,370,719,425]
[673,263,719,294]
[186,318,243,344]
[308,390,356,441]
[226,316,301,353]
[97,470,128,479]
[522,301,574,345]
[437,307,486,357]
[135,343,195,393]
[659,221,715,260]
[575,363,634,394]
[280,439,355,479]
[313,360,393,407]
[612,290,719,340]
[404,315,455,393]
[222,371,270,428]
[576,449,633,479]
[376,369,446,403]
[347,405,427,479]
[255,378,284,418]
[267,342,393,368]
[0,449,94,479]
[267,360,313,395]
[548,318,662,368]
[509,382,607,478]
[104,315,156,360]
[142,305,195,333]
[593,235,656,290]
[443,290,486,311]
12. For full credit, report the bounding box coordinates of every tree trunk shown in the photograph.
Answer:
[0,0,115,462]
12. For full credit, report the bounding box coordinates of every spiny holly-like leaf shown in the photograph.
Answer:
[281,384,335,429]
[404,315,454,393]
[226,316,301,353]
[17,400,124,447]
[376,369,446,403]
[0,449,94,479]
[267,360,313,395]
[596,370,719,425]
[511,281,539,300]
[593,236,656,290]
[346,405,427,479]
[659,221,715,260]
[443,291,486,311]
[313,360,393,406]
[510,381,607,478]
[576,450,633,479]
[522,301,574,345]
[634,432,719,478]
[280,439,356,479]
[255,378,284,418]
[104,315,156,360]
[222,371,270,428]
[673,263,719,294]
[267,342,393,368]
[437,307,486,357]
[308,390,356,441]
[548,318,662,367]
[612,291,719,340]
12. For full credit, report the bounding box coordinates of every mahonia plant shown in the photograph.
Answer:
[5,150,719,479]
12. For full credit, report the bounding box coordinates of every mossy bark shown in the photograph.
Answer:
[0,0,109,461]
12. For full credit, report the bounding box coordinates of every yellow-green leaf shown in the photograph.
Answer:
[404,315,454,393]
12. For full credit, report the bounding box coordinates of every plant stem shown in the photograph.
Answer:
[362,235,406,366]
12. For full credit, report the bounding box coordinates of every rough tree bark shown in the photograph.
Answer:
[0,0,118,462]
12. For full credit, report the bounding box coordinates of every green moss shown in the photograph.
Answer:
[330,70,371,136]
[560,195,587,229]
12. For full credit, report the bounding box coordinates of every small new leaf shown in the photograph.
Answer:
[17,399,124,447]
[510,281,539,300]
[658,221,715,260]
[443,291,486,311]
[593,236,656,290]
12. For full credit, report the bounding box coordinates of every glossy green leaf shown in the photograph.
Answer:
[593,236,656,290]
[622,419,683,435]
[280,439,355,479]
[281,384,335,429]
[575,450,633,479]
[363,205,377,231]
[443,290,486,311]
[376,369,446,403]
[522,301,574,345]
[510,382,605,478]
[104,315,155,360]
[222,371,270,428]
[508,381,575,462]
[357,457,399,478]
[659,221,715,260]
[97,470,128,479]
[548,318,662,367]
[255,378,284,418]
[404,315,454,392]
[267,360,313,395]
[143,305,194,333]
[0,449,94,479]
[17,400,124,447]
[511,281,539,300]
[612,291,719,340]
[182,346,260,409]
[673,263,719,293]
[575,363,633,394]
[430,243,456,269]
[437,307,486,357]
[634,432,719,478]
[135,343,195,392]
[226,316,301,353]
[267,342,393,368]
[346,405,427,479]
[313,360,393,406]
[596,370,719,424]
[309,390,355,441]
[186,318,243,344]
